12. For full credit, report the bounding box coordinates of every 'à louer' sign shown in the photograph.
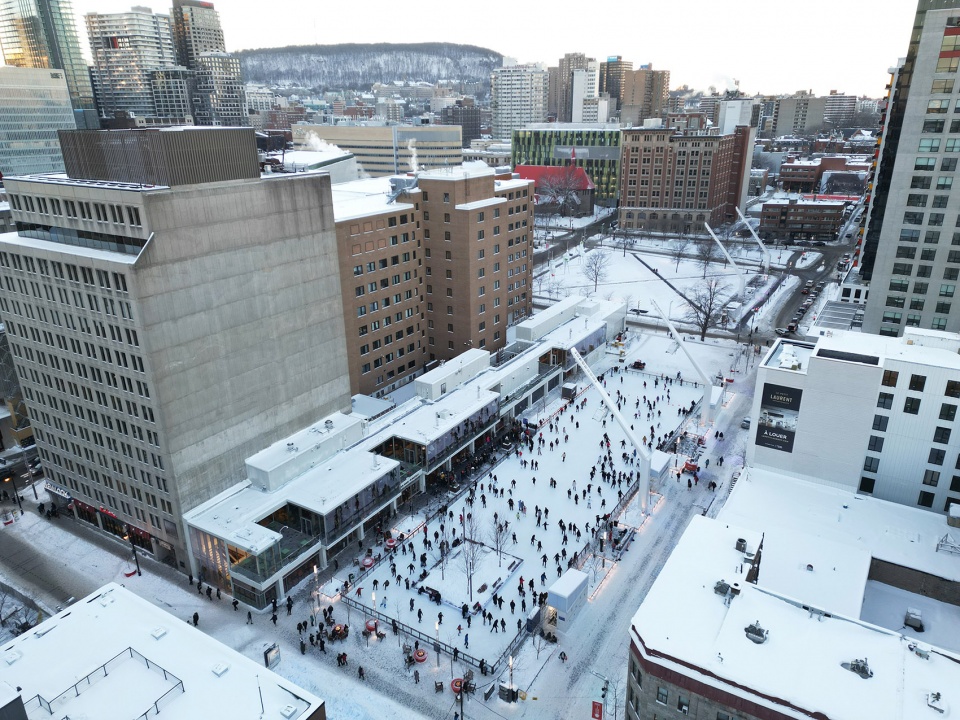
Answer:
[755,383,803,453]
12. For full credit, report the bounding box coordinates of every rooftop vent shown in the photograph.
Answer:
[714,580,731,596]
[905,607,924,632]
[325,419,334,430]
[841,657,873,679]
[927,692,946,714]
[211,662,230,677]
[909,641,930,660]
[735,538,747,553]
[286,443,298,453]
[280,705,299,719]
[744,621,768,644]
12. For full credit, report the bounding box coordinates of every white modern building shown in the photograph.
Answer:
[0,583,326,720]
[185,296,626,608]
[85,7,177,118]
[627,468,960,720]
[491,64,549,141]
[748,327,960,514]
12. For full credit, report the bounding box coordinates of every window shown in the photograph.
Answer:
[890,279,910,292]
[912,176,932,189]
[656,687,668,704]
[882,311,902,325]
[868,435,884,452]
[920,139,942,152]
[928,99,950,114]
[933,79,955,93]
[948,268,960,280]
[911,297,925,310]
[881,370,899,387]
[930,446,947,465]
[954,476,960,492]
[859,476,876,494]
[918,491,935,508]
[678,696,690,714]
[896,247,917,259]
[905,397,922,414]
[934,317,949,330]
[941,284,956,297]
[935,426,953,444]
[910,374,927,391]
[945,158,960,171]
[930,213,946,227]
[863,456,880,473]
[923,119,945,133]
[443,193,449,203]
[886,296,905,308]
[924,469,942,486]
[878,393,894,409]
[915,281,930,294]
[907,194,928,207]
[937,301,952,313]
[941,403,957,421]
[916,158,936,171]
[892,263,913,276]
[873,414,889,431]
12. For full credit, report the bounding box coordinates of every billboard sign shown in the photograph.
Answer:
[756,383,802,453]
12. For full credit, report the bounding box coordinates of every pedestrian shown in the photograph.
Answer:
[300,639,306,655]
[271,613,278,625]
[457,624,462,635]
[438,612,443,625]
[192,611,199,627]
[414,669,420,684]
[232,599,239,611]
[417,608,423,623]
[206,587,212,600]
[286,596,293,616]
[453,647,460,661]
[319,636,326,653]
[410,598,415,612]
[719,455,724,466]
[464,633,469,649]
[246,611,253,624]
[559,651,568,663]
[358,666,365,680]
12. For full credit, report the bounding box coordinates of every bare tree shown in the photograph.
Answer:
[670,237,691,272]
[534,273,546,296]
[488,518,509,568]
[537,165,584,218]
[532,630,550,658]
[682,278,731,341]
[581,250,612,293]
[458,512,485,603]
[694,240,720,278]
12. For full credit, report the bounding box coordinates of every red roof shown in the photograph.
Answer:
[514,165,596,191]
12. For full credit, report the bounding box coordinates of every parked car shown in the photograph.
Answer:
[801,288,809,295]
[775,327,792,336]
[740,417,751,429]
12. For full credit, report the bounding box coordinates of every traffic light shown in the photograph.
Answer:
[601,680,609,699]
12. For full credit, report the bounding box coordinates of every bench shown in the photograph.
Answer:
[435,681,444,693]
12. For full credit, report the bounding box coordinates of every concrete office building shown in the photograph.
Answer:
[715,97,760,134]
[0,0,97,128]
[771,93,828,136]
[85,7,177,119]
[628,471,960,720]
[150,66,195,121]
[0,127,351,569]
[292,124,463,177]
[860,1,960,336]
[748,328,960,514]
[439,100,481,146]
[0,66,76,176]
[511,124,621,204]
[617,125,754,231]
[491,64,549,141]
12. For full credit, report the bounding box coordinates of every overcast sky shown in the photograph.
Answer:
[70,0,917,97]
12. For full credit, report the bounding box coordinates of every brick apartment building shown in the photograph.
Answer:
[617,125,754,233]
[759,197,846,241]
[333,165,534,397]
[779,155,871,193]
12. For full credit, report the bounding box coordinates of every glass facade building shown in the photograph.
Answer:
[0,65,76,176]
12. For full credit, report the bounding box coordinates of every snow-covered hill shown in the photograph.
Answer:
[237,42,502,91]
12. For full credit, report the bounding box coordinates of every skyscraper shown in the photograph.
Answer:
[0,0,96,127]
[861,0,960,335]
[86,8,177,118]
[557,52,594,123]
[491,64,548,141]
[170,0,224,69]
[599,56,632,112]
[620,65,671,126]
[169,0,245,126]
[0,65,76,176]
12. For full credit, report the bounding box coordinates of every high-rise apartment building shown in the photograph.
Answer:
[570,62,602,123]
[771,93,828,136]
[861,0,960,336]
[0,0,96,127]
[824,89,858,127]
[331,166,535,397]
[439,100,481,147]
[150,67,196,121]
[617,125,754,231]
[86,8,177,119]
[556,53,594,123]
[0,128,351,568]
[620,64,670,125]
[169,0,245,126]
[0,66,76,176]
[170,0,224,69]
[599,55,632,112]
[491,64,548,141]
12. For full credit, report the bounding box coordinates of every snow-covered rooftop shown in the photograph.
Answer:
[631,515,960,720]
[4,173,168,192]
[268,147,352,169]
[811,327,960,371]
[330,176,417,222]
[0,583,324,720]
[0,230,140,264]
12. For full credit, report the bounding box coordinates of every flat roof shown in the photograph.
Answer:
[4,173,168,192]
[330,177,417,222]
[813,328,960,371]
[0,230,140,264]
[720,468,960,583]
[0,584,323,720]
[761,339,815,373]
[389,386,500,446]
[631,516,960,720]
[245,412,361,474]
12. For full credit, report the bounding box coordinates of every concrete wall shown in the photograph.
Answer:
[137,172,351,513]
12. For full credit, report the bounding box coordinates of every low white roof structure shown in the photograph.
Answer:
[0,584,324,720]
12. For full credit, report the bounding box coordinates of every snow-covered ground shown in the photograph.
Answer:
[0,333,760,720]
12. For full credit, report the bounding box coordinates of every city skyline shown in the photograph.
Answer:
[48,0,916,97]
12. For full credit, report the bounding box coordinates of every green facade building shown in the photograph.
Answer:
[512,123,621,205]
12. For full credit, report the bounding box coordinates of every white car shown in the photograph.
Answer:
[740,417,751,429]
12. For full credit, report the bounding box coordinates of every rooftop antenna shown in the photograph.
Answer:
[256,674,265,716]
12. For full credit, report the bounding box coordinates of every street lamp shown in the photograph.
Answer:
[435,621,440,667]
